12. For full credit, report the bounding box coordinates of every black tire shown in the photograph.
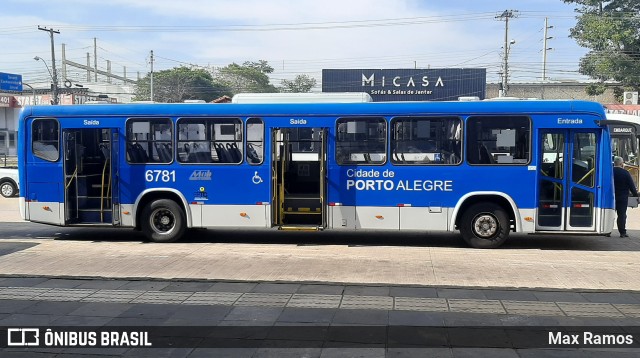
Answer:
[0,181,16,198]
[459,203,510,249]
[140,199,186,243]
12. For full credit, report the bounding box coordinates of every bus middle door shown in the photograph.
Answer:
[271,127,327,229]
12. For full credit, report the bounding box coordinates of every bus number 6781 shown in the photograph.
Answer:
[145,170,176,183]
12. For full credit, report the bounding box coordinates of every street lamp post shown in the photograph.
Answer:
[22,83,36,105]
[34,56,58,105]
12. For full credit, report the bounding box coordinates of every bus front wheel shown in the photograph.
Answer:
[141,199,186,243]
[460,203,509,249]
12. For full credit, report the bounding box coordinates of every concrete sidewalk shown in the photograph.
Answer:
[1,277,639,357]
[0,196,22,223]
[1,222,640,291]
[1,276,639,319]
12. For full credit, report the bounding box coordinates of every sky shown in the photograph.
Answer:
[0,0,590,91]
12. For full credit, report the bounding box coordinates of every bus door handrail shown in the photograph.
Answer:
[65,166,78,189]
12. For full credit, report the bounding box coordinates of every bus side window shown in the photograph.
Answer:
[336,117,386,165]
[32,118,60,162]
[213,120,243,164]
[246,118,264,165]
[466,115,531,165]
[126,118,172,164]
[177,118,243,164]
[390,116,462,165]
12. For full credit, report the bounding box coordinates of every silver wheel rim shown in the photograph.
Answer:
[473,214,498,239]
[1,183,13,197]
[149,208,176,235]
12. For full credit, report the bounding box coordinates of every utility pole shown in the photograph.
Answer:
[94,38,98,82]
[38,26,60,105]
[149,50,154,102]
[107,60,112,84]
[496,10,517,97]
[542,17,553,81]
[86,53,91,82]
[61,43,67,81]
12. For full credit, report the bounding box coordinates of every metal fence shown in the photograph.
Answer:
[0,152,17,168]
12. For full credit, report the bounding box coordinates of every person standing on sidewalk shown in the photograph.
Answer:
[613,156,638,237]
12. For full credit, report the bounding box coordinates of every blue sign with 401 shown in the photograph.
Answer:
[0,72,23,92]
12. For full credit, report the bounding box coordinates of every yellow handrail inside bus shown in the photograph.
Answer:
[576,168,595,187]
[100,155,111,223]
[65,166,78,190]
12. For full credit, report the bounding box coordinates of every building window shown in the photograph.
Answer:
[9,132,15,152]
[391,116,462,165]
[32,118,59,162]
[466,116,530,165]
[126,118,173,164]
[336,117,386,165]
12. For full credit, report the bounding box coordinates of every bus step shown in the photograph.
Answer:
[285,195,321,200]
[78,197,111,209]
[284,208,321,214]
[278,225,322,231]
[76,210,112,223]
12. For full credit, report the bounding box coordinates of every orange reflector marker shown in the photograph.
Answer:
[240,212,248,217]
[123,211,131,215]
[524,216,534,222]
[42,206,50,211]
[375,215,384,220]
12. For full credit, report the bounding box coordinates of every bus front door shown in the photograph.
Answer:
[271,127,327,229]
[537,130,599,231]
[63,128,118,225]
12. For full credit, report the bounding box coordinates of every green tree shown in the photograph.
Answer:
[564,0,640,95]
[280,74,318,93]
[214,60,278,94]
[134,66,230,103]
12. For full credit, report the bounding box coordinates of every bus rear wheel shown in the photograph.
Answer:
[141,199,186,243]
[460,203,509,249]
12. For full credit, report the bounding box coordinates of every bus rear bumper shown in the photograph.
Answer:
[18,196,26,220]
[601,208,616,234]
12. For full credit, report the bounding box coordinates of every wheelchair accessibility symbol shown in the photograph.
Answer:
[252,171,263,184]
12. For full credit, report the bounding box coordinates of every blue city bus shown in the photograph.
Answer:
[17,100,615,248]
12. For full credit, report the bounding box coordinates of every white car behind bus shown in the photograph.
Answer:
[0,168,19,198]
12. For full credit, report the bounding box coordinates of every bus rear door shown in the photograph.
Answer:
[62,127,119,225]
